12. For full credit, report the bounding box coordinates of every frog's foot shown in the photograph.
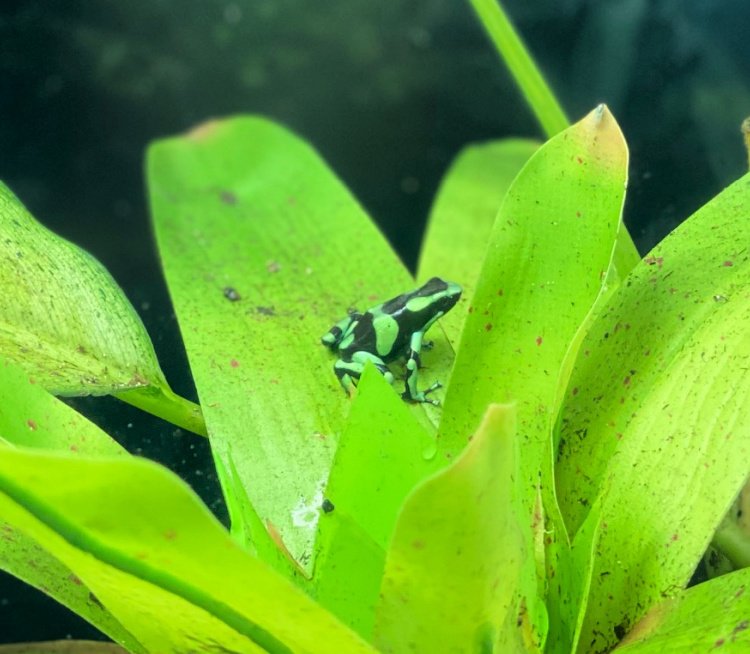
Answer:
[334,353,393,395]
[422,340,434,351]
[402,381,442,406]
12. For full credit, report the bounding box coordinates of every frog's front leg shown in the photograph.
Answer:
[402,330,442,405]
[333,351,394,395]
[321,312,361,350]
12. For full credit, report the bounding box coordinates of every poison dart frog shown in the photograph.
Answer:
[321,277,462,405]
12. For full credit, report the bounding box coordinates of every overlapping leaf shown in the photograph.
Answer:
[615,567,750,652]
[0,359,143,651]
[373,404,530,652]
[436,108,629,542]
[555,173,750,652]
[0,182,203,435]
[147,116,458,574]
[0,445,376,654]
[312,366,433,637]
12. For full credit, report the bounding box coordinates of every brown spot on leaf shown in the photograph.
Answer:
[164,529,177,541]
[484,323,493,331]
[220,190,237,205]
[187,119,220,140]
[26,419,37,430]
[723,260,734,267]
[536,336,543,346]
[230,359,239,368]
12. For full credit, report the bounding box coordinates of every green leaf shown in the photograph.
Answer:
[417,139,539,346]
[148,116,452,574]
[437,106,628,487]
[373,404,531,652]
[0,359,143,651]
[0,181,203,435]
[555,173,750,652]
[0,445,377,654]
[614,568,750,652]
[312,365,433,637]
[0,360,125,455]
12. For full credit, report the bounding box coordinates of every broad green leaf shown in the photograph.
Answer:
[0,359,143,651]
[614,568,750,652]
[0,182,203,435]
[0,643,127,654]
[437,106,628,488]
[417,139,539,346]
[430,107,628,653]
[148,116,453,573]
[374,404,530,652]
[0,446,376,654]
[312,366,433,637]
[555,173,750,652]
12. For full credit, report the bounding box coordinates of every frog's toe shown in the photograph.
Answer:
[424,381,442,394]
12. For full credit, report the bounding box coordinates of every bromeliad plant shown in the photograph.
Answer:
[2,2,750,654]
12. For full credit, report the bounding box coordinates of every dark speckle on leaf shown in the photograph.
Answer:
[220,190,237,205]
[733,620,749,635]
[223,287,241,301]
[257,305,275,316]
[267,260,281,273]
[321,498,335,514]
[88,592,105,610]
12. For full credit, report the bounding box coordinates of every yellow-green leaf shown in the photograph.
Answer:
[0,446,376,654]
[374,404,531,652]
[556,173,750,652]
[147,116,452,574]
[0,182,203,435]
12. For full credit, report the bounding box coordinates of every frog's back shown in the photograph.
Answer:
[340,309,406,361]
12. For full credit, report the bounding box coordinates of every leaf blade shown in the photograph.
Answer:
[374,404,532,652]
[555,173,750,652]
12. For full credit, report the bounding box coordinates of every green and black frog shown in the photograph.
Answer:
[321,277,462,405]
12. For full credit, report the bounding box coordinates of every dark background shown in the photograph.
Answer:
[1,0,749,643]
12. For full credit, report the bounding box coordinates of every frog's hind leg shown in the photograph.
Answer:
[333,351,394,395]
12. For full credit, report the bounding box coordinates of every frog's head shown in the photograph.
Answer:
[413,277,462,316]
